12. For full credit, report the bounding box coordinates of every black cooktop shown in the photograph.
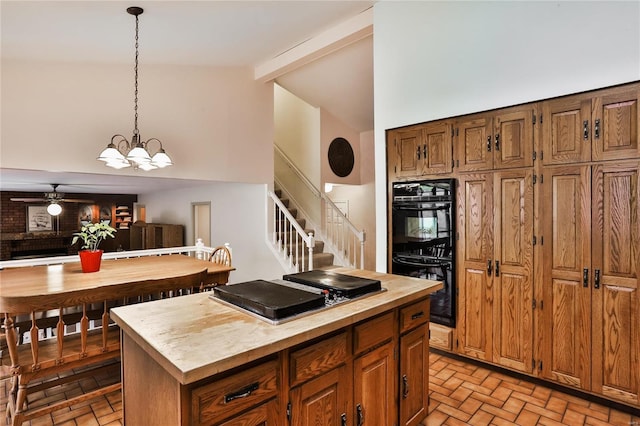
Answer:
[211,270,382,324]
[213,280,325,321]
[282,270,381,298]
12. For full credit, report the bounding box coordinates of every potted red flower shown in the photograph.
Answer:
[72,222,117,273]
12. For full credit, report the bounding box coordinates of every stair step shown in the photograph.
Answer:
[312,252,334,269]
[279,198,289,208]
[283,240,325,255]
[274,189,282,198]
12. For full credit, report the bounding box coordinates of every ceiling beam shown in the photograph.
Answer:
[254,7,373,83]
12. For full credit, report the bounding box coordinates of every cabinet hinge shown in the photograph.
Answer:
[540,300,544,310]
[456,339,459,348]
[533,151,537,161]
[539,360,543,371]
[540,236,544,245]
[533,236,537,245]
[532,113,536,125]
[286,402,292,422]
[540,174,544,184]
[533,174,537,184]
[532,298,536,310]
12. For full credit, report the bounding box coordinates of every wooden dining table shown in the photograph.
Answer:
[0,254,235,314]
[0,254,235,426]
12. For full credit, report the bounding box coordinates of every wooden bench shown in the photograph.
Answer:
[2,268,208,426]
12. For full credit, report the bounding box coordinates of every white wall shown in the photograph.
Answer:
[274,84,321,187]
[1,60,274,184]
[139,182,285,284]
[373,1,640,271]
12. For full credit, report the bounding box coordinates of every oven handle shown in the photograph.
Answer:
[392,258,447,268]
[392,206,449,211]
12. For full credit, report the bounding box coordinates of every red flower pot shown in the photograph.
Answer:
[79,250,103,273]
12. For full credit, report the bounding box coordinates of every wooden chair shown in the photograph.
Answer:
[3,268,208,426]
[201,246,232,291]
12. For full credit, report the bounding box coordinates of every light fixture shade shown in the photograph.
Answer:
[97,145,126,162]
[106,158,132,169]
[151,150,173,168]
[137,162,158,171]
[127,146,152,164]
[47,203,62,216]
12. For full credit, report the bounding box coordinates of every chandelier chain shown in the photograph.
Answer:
[133,14,139,135]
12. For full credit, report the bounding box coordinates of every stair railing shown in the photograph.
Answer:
[273,144,365,269]
[322,195,365,269]
[268,191,315,272]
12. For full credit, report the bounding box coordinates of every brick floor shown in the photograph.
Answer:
[2,352,639,425]
[424,353,640,426]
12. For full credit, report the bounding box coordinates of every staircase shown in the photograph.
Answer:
[274,188,335,270]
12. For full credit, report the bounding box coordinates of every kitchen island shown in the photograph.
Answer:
[111,268,442,426]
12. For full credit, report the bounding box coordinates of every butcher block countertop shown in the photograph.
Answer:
[110,268,442,385]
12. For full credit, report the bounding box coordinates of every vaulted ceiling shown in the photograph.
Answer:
[1,1,374,194]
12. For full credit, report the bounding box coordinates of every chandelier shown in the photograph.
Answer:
[97,6,173,171]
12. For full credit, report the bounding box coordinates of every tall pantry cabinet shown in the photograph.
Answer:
[386,81,640,410]
[539,85,640,407]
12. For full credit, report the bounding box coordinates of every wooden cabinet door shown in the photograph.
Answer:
[399,325,429,426]
[390,128,422,178]
[289,366,349,426]
[591,161,640,406]
[592,85,640,162]
[422,122,453,175]
[492,170,534,373]
[456,174,494,361]
[540,166,592,390]
[493,107,534,170]
[455,115,493,171]
[353,342,395,426]
[542,95,592,165]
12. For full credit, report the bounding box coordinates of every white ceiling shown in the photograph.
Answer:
[0,0,374,194]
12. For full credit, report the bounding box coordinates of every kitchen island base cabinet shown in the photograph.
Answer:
[114,282,438,425]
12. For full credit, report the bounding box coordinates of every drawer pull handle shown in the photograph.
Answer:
[594,269,601,289]
[411,311,424,320]
[224,381,259,403]
[341,413,347,426]
[487,135,492,152]
[583,268,589,288]
[583,120,589,140]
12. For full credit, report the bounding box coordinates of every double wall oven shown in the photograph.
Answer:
[391,178,456,327]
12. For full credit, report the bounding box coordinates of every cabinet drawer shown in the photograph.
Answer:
[191,359,278,426]
[354,311,395,355]
[399,298,430,334]
[290,332,348,387]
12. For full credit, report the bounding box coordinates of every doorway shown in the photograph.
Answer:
[192,202,211,246]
